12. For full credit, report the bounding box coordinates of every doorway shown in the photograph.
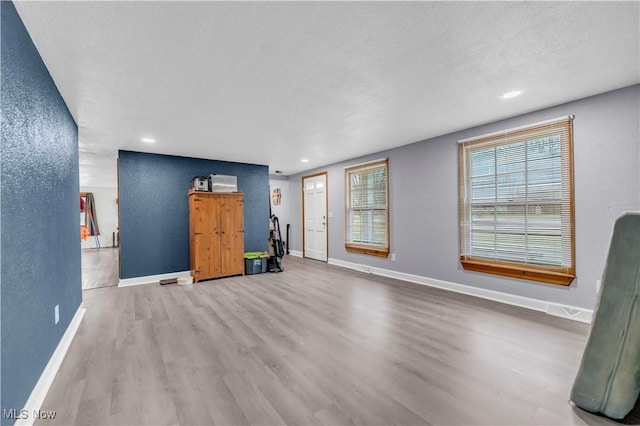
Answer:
[302,172,328,262]
[80,190,119,290]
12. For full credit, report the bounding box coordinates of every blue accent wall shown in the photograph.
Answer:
[118,150,269,279]
[1,1,82,421]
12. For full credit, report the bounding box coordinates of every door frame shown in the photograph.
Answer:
[116,158,121,280]
[301,171,329,261]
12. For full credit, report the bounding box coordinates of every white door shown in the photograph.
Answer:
[303,174,327,261]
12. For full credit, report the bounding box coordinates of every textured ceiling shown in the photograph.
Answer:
[14,1,640,187]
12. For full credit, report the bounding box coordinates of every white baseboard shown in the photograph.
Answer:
[16,305,86,426]
[545,303,593,323]
[328,258,593,324]
[118,270,191,287]
[288,250,303,258]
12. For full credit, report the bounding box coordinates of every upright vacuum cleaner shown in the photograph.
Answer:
[268,214,285,272]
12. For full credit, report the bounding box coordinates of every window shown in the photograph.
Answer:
[345,159,389,257]
[458,116,575,285]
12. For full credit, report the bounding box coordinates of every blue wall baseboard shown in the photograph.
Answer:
[1,1,82,421]
[118,150,270,279]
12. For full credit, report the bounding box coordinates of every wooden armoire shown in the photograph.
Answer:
[188,189,244,282]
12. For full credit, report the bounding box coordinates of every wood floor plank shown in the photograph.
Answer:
[193,370,250,426]
[36,256,636,425]
[81,248,118,290]
[223,371,287,426]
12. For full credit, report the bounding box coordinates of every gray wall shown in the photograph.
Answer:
[269,176,293,250]
[289,85,640,310]
[1,1,82,419]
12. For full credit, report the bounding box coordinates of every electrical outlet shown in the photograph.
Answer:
[391,253,396,262]
[329,211,333,218]
[54,305,59,325]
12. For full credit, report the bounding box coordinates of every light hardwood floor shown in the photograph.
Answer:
[81,248,119,290]
[39,256,638,425]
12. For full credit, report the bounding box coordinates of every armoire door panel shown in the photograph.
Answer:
[189,190,244,282]
[205,197,220,235]
[221,231,244,275]
[220,199,244,233]
[190,197,207,234]
[220,197,244,275]
[193,234,221,281]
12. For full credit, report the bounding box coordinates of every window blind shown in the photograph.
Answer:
[458,117,574,283]
[345,160,389,256]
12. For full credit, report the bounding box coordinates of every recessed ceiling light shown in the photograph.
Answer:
[501,90,522,99]
[301,159,309,163]
[141,137,156,143]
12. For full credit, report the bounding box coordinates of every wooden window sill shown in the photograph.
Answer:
[460,257,575,286]
[346,244,389,258]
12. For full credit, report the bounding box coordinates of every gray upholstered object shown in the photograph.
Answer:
[571,212,640,419]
